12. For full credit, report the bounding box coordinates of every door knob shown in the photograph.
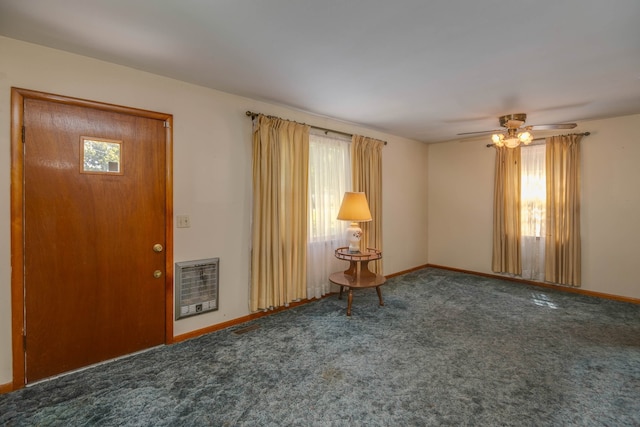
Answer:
[153,270,162,279]
[153,244,163,253]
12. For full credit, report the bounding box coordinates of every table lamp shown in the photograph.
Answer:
[337,192,372,253]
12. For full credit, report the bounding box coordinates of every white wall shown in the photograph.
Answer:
[0,36,429,386]
[428,113,640,299]
[581,114,640,299]
[427,138,495,273]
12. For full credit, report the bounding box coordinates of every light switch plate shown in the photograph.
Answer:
[176,215,191,228]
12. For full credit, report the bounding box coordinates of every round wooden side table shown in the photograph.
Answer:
[329,247,386,316]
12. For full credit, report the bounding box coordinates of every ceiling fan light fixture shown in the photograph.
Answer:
[504,136,520,148]
[492,128,531,148]
[491,118,534,148]
[471,113,576,148]
[518,130,533,145]
[491,133,505,147]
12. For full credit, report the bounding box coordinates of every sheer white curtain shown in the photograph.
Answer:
[521,144,546,280]
[307,131,351,299]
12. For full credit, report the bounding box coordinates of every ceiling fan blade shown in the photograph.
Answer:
[457,129,502,136]
[529,123,577,131]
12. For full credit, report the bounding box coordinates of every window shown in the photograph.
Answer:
[521,145,546,238]
[494,135,582,284]
[307,132,352,242]
[81,137,123,175]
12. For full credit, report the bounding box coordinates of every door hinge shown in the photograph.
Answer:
[22,126,26,143]
[163,121,171,129]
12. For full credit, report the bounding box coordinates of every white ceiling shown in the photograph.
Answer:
[1,0,640,143]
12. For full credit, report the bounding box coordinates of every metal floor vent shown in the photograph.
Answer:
[175,258,219,320]
[233,324,260,335]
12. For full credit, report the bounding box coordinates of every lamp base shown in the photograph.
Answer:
[346,222,363,253]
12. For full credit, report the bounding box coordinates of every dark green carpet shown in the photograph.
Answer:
[1,268,639,426]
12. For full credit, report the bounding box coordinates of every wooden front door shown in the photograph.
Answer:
[16,90,172,383]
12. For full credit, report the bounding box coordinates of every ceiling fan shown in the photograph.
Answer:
[458,113,577,148]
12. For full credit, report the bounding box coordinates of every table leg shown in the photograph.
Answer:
[347,289,353,316]
[338,286,344,300]
[376,286,384,306]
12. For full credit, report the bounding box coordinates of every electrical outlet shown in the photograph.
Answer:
[176,215,191,228]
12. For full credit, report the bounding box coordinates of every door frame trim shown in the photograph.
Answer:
[10,87,174,389]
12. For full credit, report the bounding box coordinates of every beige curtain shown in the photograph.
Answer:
[492,146,522,275]
[251,115,309,311]
[545,134,582,286]
[351,135,384,274]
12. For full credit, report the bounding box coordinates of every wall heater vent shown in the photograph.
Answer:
[175,258,219,320]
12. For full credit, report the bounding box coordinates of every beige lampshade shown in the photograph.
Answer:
[337,192,372,222]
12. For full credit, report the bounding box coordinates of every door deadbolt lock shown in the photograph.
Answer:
[153,270,162,279]
[153,244,163,253]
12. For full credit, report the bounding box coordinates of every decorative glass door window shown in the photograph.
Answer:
[80,137,123,174]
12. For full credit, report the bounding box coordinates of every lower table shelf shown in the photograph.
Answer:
[329,247,386,316]
[329,272,386,316]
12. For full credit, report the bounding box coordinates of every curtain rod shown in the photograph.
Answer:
[484,132,591,148]
[246,111,387,145]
